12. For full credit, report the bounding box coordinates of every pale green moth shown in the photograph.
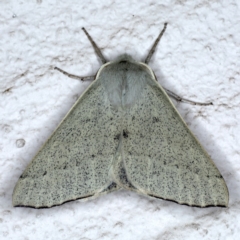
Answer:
[13,23,229,208]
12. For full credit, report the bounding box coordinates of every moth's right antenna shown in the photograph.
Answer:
[82,28,107,64]
[145,23,167,64]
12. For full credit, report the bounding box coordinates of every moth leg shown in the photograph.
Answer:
[164,87,213,106]
[54,66,95,81]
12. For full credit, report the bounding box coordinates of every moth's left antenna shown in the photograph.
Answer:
[145,23,167,64]
[82,28,107,64]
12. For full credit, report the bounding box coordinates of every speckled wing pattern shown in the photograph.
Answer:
[13,80,121,208]
[13,55,229,208]
[121,78,229,207]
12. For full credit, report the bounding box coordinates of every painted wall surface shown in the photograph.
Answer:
[0,1,239,239]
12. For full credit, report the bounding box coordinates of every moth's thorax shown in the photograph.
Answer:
[98,54,155,109]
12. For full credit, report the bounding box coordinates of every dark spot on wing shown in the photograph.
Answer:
[114,134,120,140]
[152,117,159,123]
[123,130,129,138]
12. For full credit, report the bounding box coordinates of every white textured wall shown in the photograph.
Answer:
[1,0,240,239]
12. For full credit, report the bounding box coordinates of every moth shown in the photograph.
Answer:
[13,23,229,208]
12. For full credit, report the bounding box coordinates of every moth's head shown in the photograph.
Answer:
[112,54,137,64]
